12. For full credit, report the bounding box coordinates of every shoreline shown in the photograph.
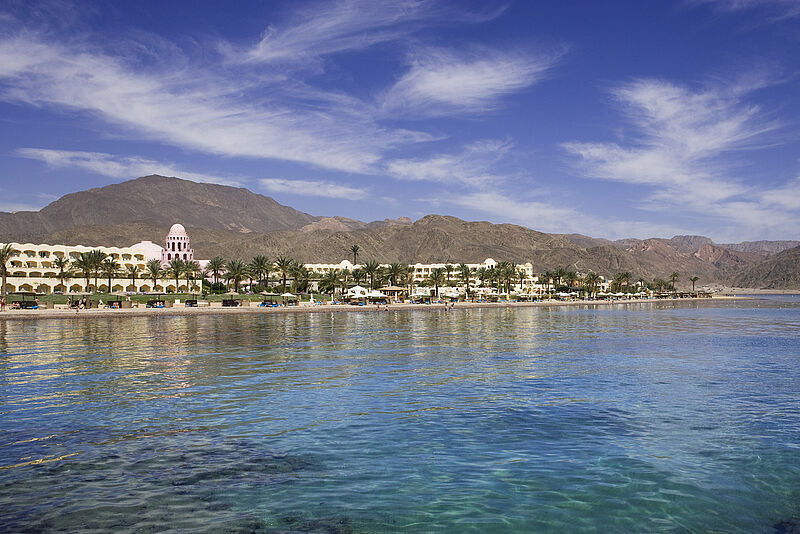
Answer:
[0,295,751,321]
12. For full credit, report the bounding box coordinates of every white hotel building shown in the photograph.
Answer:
[1,224,200,294]
[305,258,539,292]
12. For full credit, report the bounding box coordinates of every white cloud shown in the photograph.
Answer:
[385,139,514,187]
[16,148,242,186]
[259,178,366,199]
[450,191,685,239]
[0,35,431,175]
[381,47,561,117]
[241,0,436,64]
[561,77,800,231]
[691,0,800,19]
[759,176,800,211]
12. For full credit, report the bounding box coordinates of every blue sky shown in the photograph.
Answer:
[0,0,798,241]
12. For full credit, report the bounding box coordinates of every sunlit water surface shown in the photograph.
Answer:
[1,297,799,532]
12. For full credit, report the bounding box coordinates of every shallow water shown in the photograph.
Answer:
[1,297,799,532]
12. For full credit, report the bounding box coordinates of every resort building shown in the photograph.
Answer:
[303,258,539,293]
[161,223,194,264]
[1,223,204,294]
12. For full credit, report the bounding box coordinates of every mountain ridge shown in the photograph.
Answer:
[2,175,798,288]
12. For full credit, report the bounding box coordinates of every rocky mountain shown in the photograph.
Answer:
[693,244,764,279]
[0,175,318,242]
[729,246,800,289]
[2,175,798,287]
[719,240,800,257]
[614,235,713,253]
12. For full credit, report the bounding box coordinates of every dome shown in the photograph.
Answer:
[168,223,187,236]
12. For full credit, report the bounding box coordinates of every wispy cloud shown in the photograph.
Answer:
[385,139,514,187]
[241,0,435,64]
[564,78,784,209]
[16,148,242,187]
[450,191,685,239]
[561,75,800,237]
[690,0,800,20]
[380,46,561,117]
[0,34,430,175]
[259,178,366,199]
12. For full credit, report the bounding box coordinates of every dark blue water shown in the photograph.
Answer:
[1,297,799,532]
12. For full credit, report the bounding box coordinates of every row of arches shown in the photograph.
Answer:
[2,282,196,294]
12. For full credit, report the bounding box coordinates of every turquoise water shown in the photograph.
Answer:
[1,297,799,532]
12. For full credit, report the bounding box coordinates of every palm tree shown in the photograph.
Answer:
[73,252,94,291]
[429,268,446,297]
[584,272,601,297]
[670,271,680,291]
[100,257,121,293]
[88,249,107,292]
[541,270,553,294]
[459,263,472,298]
[291,263,310,292]
[496,262,515,294]
[363,260,380,289]
[126,264,140,292]
[224,259,248,293]
[167,258,185,293]
[613,272,631,293]
[275,256,295,293]
[350,267,363,285]
[207,256,225,289]
[564,271,578,292]
[444,264,454,285]
[249,255,272,287]
[339,268,351,296]
[0,243,20,302]
[53,255,71,293]
[199,266,210,292]
[319,269,340,297]
[553,267,567,290]
[476,267,488,288]
[350,244,360,265]
[689,275,699,292]
[386,263,406,286]
[146,259,163,292]
[517,269,527,293]
[185,260,201,292]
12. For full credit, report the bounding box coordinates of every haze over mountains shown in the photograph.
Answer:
[1,176,798,289]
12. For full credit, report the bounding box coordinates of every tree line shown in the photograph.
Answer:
[0,242,701,300]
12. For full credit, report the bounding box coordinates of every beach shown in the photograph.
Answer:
[0,295,746,321]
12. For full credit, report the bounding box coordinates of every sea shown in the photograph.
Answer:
[1,296,799,533]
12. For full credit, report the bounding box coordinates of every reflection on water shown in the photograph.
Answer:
[1,297,800,532]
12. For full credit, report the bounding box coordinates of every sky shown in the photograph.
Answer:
[0,0,799,242]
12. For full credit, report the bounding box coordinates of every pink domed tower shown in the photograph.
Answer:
[161,223,194,265]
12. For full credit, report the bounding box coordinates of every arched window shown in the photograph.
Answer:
[183,254,187,260]
[167,253,171,260]
[172,242,176,251]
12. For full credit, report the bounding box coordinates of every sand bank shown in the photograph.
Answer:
[0,295,749,321]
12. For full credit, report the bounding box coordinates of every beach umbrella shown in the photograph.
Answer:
[281,292,297,298]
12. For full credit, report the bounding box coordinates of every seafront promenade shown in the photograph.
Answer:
[0,295,743,321]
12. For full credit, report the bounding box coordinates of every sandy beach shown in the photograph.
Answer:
[0,295,749,321]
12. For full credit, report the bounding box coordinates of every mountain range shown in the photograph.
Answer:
[1,175,798,289]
